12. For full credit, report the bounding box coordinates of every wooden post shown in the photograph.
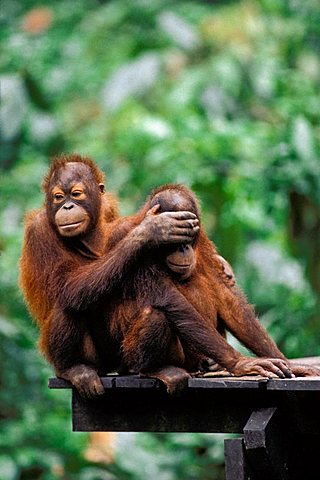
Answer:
[225,438,254,480]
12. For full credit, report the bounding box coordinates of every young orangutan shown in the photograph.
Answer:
[20,154,236,397]
[20,155,201,397]
[97,184,318,393]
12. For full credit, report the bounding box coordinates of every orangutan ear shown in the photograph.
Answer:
[146,204,161,216]
[99,183,105,193]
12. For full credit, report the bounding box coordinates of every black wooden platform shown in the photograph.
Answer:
[49,357,320,480]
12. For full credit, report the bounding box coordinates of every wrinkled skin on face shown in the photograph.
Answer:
[46,162,105,238]
[166,244,196,280]
[148,189,199,280]
[55,198,90,237]
[150,189,236,286]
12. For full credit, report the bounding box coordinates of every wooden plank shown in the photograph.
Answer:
[48,377,72,389]
[71,388,261,433]
[48,376,116,389]
[244,407,278,449]
[49,374,320,393]
[189,377,267,389]
[49,375,268,390]
[115,375,160,389]
[49,376,320,392]
[267,377,320,391]
[225,438,254,480]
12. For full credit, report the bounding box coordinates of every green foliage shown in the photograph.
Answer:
[1,0,320,478]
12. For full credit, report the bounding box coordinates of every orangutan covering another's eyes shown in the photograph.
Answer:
[20,155,201,396]
[20,155,320,397]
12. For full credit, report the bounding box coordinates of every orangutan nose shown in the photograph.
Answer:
[63,202,74,210]
[178,244,189,253]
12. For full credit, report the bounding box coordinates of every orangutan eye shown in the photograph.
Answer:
[71,190,85,199]
[54,193,64,202]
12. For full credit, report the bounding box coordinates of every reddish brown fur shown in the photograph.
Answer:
[21,156,230,395]
[20,154,119,358]
[102,185,293,382]
[42,154,105,191]
[21,158,318,397]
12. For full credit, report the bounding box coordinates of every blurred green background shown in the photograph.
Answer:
[1,0,319,479]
